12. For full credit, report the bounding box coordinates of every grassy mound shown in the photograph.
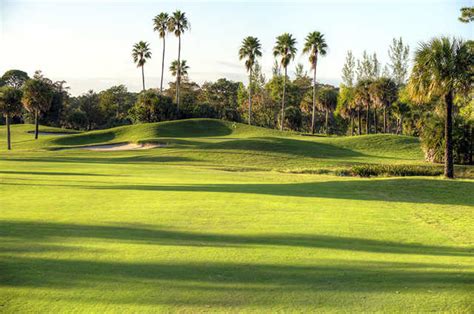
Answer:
[39,119,421,160]
[1,118,460,176]
[50,119,237,146]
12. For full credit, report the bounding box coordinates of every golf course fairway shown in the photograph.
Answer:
[1,119,472,312]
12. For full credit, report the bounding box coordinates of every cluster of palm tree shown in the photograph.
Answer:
[338,36,472,179]
[338,56,399,137]
[348,78,398,136]
[132,10,190,111]
[0,72,55,149]
[239,31,327,131]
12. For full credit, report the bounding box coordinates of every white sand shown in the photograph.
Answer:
[80,143,162,151]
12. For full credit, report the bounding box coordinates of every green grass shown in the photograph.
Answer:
[1,118,426,170]
[0,119,473,312]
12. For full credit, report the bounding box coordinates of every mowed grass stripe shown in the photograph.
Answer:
[0,119,473,312]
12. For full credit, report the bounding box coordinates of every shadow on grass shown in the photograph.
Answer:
[50,120,233,147]
[152,119,233,138]
[47,135,383,162]
[2,220,471,307]
[0,170,114,177]
[1,221,471,257]
[1,178,472,206]
[5,155,195,165]
[1,256,471,308]
[199,137,366,159]
[86,178,473,206]
[52,131,116,146]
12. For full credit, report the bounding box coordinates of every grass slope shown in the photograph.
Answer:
[0,119,473,312]
[1,119,428,172]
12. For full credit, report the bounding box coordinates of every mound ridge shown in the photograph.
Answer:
[2,119,426,171]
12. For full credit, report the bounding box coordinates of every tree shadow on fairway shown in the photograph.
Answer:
[2,220,472,308]
[5,155,196,165]
[0,170,114,177]
[52,131,116,146]
[199,137,367,159]
[88,178,474,207]
[1,256,472,307]
[1,221,472,257]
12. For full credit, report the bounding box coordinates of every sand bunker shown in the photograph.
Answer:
[80,143,162,151]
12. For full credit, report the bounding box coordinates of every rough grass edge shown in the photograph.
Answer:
[281,164,448,178]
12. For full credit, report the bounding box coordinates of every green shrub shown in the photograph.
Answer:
[351,164,443,177]
[420,115,473,164]
[281,168,331,175]
[334,168,353,176]
[128,90,176,123]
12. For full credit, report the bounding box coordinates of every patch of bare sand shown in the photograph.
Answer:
[80,143,162,151]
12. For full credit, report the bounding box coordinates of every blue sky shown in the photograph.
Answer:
[0,0,472,95]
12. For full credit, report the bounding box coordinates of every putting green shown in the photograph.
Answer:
[0,119,472,312]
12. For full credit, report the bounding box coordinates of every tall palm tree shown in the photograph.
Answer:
[168,10,190,112]
[391,100,410,135]
[355,79,372,134]
[170,60,190,95]
[0,86,23,149]
[22,78,53,139]
[316,87,338,135]
[132,41,152,91]
[353,99,364,136]
[369,77,398,133]
[408,37,472,178]
[273,33,297,130]
[153,13,170,93]
[337,85,356,135]
[238,36,262,125]
[303,31,327,134]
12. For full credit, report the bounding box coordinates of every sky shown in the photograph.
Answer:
[0,0,472,95]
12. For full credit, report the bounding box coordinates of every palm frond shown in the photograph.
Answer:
[132,41,152,67]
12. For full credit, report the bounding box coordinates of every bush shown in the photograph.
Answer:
[283,106,302,131]
[128,90,176,123]
[63,110,88,130]
[420,115,473,164]
[351,164,443,177]
[192,103,219,119]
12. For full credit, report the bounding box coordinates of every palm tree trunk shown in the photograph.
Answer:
[400,115,403,135]
[383,107,387,133]
[469,125,473,165]
[35,109,39,140]
[357,108,361,135]
[176,34,181,112]
[248,70,252,125]
[280,66,287,131]
[160,37,166,93]
[141,65,145,91]
[311,58,317,134]
[325,110,329,135]
[373,107,377,134]
[6,114,11,150]
[366,103,370,134]
[350,116,354,136]
[444,91,454,178]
